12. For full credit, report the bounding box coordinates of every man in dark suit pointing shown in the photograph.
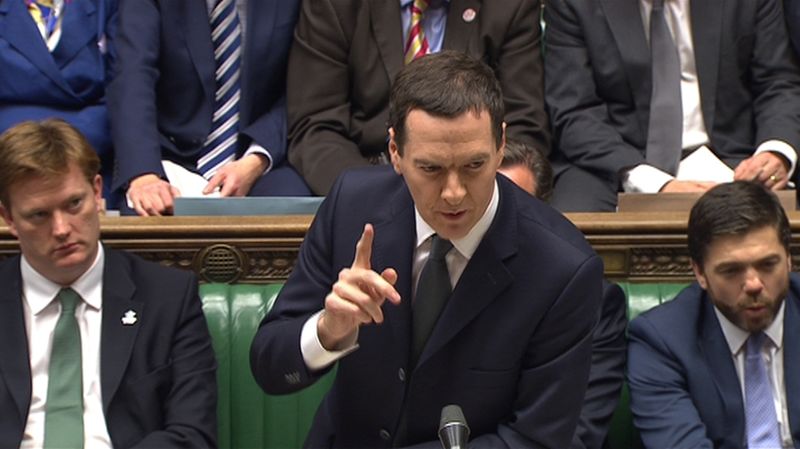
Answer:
[251,51,603,448]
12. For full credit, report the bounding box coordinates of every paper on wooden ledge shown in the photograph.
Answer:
[675,145,734,183]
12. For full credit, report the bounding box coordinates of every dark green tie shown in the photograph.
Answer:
[43,288,84,449]
[411,235,453,367]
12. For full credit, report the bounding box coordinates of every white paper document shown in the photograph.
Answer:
[675,145,734,183]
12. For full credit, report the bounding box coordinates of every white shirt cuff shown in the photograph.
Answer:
[300,310,359,371]
[755,139,797,178]
[622,164,675,193]
[244,143,274,175]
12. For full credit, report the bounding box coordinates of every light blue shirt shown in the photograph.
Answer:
[400,0,450,54]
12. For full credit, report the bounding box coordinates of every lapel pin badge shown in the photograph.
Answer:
[121,309,138,326]
[462,8,477,23]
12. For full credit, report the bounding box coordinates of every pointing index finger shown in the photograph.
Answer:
[352,223,374,269]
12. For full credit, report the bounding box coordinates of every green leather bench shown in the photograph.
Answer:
[200,281,689,449]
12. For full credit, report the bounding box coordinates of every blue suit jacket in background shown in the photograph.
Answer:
[0,0,116,196]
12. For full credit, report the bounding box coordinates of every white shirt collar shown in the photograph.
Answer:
[414,179,499,258]
[22,244,105,315]
[714,299,785,355]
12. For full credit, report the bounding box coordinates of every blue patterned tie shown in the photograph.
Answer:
[197,0,242,178]
[744,332,782,449]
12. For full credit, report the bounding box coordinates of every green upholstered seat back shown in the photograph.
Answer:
[199,281,691,449]
[605,281,689,449]
[200,283,334,449]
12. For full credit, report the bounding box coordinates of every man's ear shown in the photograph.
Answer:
[691,260,708,290]
[388,128,402,175]
[496,122,507,169]
[92,174,103,213]
[0,203,18,238]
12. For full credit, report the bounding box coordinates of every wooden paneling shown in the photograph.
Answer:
[0,212,796,283]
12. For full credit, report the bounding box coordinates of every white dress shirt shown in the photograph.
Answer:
[715,302,793,448]
[300,180,501,370]
[624,0,797,193]
[21,245,112,449]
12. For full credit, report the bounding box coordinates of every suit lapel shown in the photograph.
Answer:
[416,180,515,368]
[0,0,75,96]
[442,0,480,55]
[372,183,416,366]
[600,0,651,121]
[783,290,800,444]
[0,257,32,424]
[690,0,722,134]
[177,0,215,103]
[50,0,97,69]
[697,296,745,446]
[370,0,404,83]
[99,248,143,411]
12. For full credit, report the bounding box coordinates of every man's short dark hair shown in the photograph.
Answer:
[388,50,504,154]
[688,181,791,267]
[501,138,553,202]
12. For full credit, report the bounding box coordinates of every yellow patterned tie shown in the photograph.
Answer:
[403,0,430,64]
[27,0,58,39]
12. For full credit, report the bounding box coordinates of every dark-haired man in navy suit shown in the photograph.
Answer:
[628,181,800,448]
[251,51,603,448]
[0,119,216,448]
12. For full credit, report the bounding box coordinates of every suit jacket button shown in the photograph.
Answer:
[398,368,406,382]
[379,429,391,441]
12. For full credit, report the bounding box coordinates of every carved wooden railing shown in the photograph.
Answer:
[0,212,797,284]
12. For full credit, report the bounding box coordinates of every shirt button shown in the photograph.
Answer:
[379,429,391,441]
[398,368,406,382]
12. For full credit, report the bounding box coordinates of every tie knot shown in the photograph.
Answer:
[652,0,665,10]
[746,332,768,358]
[429,235,453,260]
[412,0,429,13]
[57,288,81,315]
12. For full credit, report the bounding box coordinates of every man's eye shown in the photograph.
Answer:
[420,165,440,173]
[466,161,485,170]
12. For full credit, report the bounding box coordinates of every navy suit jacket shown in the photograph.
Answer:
[251,167,604,448]
[545,0,800,188]
[108,0,299,191]
[628,277,800,449]
[0,247,217,448]
[0,0,116,170]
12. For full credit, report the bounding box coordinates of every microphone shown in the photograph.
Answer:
[438,404,470,449]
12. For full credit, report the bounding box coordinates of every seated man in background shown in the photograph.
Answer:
[628,181,800,448]
[251,51,603,448]
[498,138,554,201]
[0,119,217,448]
[109,0,309,216]
[287,0,550,195]
[499,139,628,449]
[545,0,800,211]
[0,0,118,204]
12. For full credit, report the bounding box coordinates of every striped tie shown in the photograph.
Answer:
[403,0,429,64]
[198,0,242,178]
